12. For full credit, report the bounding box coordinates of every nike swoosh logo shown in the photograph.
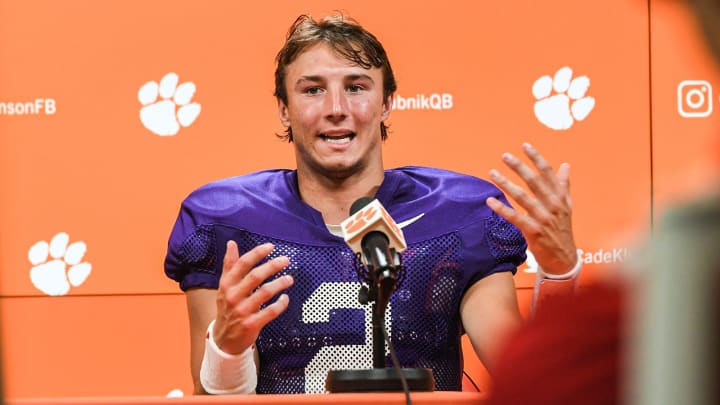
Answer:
[398,213,425,229]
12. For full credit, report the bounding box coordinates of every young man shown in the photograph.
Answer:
[164,14,580,395]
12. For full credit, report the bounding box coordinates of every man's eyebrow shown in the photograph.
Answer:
[295,74,375,86]
[346,74,374,82]
[296,75,324,85]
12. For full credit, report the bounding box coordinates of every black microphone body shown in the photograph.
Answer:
[361,230,398,315]
[350,199,400,368]
[327,197,435,392]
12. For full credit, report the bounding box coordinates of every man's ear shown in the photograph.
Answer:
[278,98,290,127]
[381,94,393,121]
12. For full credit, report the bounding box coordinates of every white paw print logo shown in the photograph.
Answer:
[166,389,184,398]
[522,249,539,274]
[28,232,92,296]
[138,72,201,136]
[532,67,595,131]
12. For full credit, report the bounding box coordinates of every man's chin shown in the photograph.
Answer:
[314,161,365,181]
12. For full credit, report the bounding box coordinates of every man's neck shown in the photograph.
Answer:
[297,167,384,225]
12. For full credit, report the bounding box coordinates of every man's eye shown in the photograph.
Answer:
[347,84,364,93]
[306,87,324,95]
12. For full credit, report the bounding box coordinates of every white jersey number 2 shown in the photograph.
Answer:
[301,281,392,393]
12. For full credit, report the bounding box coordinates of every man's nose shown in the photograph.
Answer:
[325,88,348,120]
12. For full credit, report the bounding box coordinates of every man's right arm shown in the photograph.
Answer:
[185,288,217,395]
[183,241,293,395]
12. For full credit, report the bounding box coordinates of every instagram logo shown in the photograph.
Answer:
[678,80,713,118]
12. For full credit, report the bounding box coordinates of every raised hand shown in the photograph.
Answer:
[486,143,578,275]
[212,241,294,354]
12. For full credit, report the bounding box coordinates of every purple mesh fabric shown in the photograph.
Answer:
[484,211,527,267]
[179,224,216,273]
[202,229,469,393]
[164,167,528,393]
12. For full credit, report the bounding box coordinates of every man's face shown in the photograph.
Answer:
[278,43,391,180]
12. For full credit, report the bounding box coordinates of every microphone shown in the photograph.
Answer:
[341,198,407,268]
[326,198,435,393]
[342,198,407,305]
[342,197,405,366]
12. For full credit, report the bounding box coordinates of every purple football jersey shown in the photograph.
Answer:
[165,167,527,393]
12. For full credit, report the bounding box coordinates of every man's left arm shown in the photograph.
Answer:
[485,143,581,308]
[460,271,523,372]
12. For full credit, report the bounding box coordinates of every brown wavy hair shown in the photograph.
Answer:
[274,14,397,142]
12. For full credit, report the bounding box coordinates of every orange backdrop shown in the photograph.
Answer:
[0,0,716,399]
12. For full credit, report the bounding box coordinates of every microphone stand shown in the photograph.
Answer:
[326,248,435,393]
[372,269,394,368]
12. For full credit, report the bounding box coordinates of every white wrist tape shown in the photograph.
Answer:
[536,253,583,280]
[531,255,583,313]
[200,320,257,395]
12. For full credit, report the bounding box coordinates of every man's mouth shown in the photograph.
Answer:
[320,133,355,144]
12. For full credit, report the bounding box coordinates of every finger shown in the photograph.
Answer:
[240,273,294,313]
[235,255,290,297]
[501,152,555,206]
[486,196,537,233]
[219,240,241,288]
[490,169,551,220]
[487,197,544,242]
[557,162,571,200]
[522,143,559,191]
[220,242,275,288]
[243,293,291,331]
[486,196,519,225]
[222,240,239,271]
